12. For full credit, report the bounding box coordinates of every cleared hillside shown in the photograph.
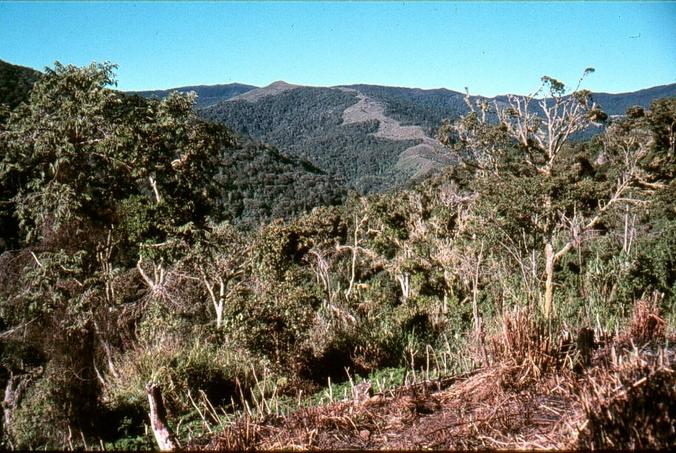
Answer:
[202,81,676,194]
[202,85,427,193]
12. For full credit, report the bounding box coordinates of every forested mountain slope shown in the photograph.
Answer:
[214,141,346,227]
[591,83,676,117]
[202,80,676,193]
[132,83,256,108]
[202,84,455,192]
[0,60,41,110]
[0,62,345,245]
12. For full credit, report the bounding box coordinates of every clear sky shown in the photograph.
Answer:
[1,1,674,96]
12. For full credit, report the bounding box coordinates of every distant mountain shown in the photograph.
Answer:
[342,84,469,134]
[590,84,676,117]
[201,80,676,193]
[0,59,41,110]
[201,83,453,193]
[3,56,674,199]
[132,83,256,108]
[229,80,299,103]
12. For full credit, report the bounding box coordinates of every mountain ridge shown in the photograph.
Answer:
[131,82,256,108]
[3,58,674,196]
[136,79,676,110]
[201,80,675,193]
[0,59,42,110]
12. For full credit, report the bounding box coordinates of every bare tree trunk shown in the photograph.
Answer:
[2,372,31,445]
[396,273,410,302]
[544,242,554,320]
[145,383,178,451]
[149,176,162,204]
[472,241,484,334]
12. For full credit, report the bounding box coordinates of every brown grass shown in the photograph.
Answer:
[577,351,675,449]
[193,301,675,450]
[627,292,666,345]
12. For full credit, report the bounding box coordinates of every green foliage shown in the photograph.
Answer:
[103,333,258,414]
[0,62,234,251]
[213,141,347,227]
[8,355,99,450]
[7,375,65,449]
[1,61,674,449]
[202,87,422,193]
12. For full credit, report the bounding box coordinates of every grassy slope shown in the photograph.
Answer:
[200,304,675,450]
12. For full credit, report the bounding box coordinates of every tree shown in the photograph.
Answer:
[440,70,653,319]
[2,62,236,246]
[0,62,235,446]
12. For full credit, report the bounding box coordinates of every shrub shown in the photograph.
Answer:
[101,336,259,415]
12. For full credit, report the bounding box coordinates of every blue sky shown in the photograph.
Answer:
[1,1,674,96]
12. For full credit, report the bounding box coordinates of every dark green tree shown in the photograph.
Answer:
[0,62,234,447]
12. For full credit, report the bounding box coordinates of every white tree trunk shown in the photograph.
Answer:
[146,383,178,451]
[544,242,554,320]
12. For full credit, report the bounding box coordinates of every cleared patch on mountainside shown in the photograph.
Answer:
[340,88,453,179]
[201,87,421,193]
[230,80,300,103]
[397,142,455,180]
[341,90,428,141]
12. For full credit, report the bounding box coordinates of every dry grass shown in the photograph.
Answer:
[576,350,674,449]
[193,300,675,450]
[627,292,666,346]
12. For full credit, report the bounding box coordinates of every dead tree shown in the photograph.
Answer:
[145,382,179,451]
[441,70,651,319]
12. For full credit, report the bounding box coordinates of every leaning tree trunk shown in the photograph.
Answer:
[145,383,178,451]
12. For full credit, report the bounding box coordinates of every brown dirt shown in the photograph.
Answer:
[341,91,428,142]
[340,89,451,179]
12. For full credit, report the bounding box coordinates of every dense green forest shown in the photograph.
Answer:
[345,84,470,133]
[133,83,256,109]
[200,80,676,195]
[202,87,425,192]
[0,63,674,449]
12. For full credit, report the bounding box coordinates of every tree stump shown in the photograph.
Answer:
[145,382,179,451]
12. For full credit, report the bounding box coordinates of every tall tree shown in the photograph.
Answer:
[440,71,654,319]
[0,62,235,446]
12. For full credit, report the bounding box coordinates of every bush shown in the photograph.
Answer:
[102,336,259,415]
